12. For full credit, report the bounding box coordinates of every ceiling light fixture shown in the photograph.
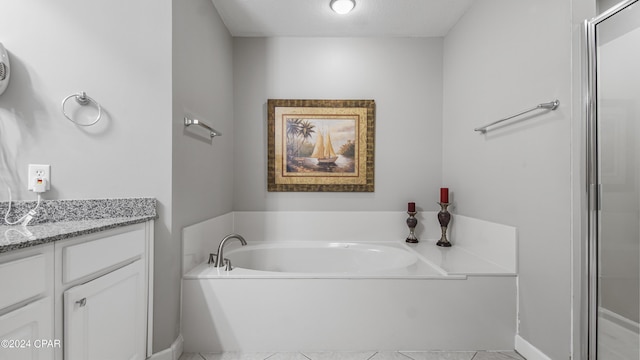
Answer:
[330,0,356,15]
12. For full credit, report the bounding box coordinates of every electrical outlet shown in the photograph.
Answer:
[28,164,51,191]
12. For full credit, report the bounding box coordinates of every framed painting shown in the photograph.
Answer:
[267,99,375,192]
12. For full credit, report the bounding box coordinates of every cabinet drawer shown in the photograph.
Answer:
[0,254,47,310]
[63,226,145,283]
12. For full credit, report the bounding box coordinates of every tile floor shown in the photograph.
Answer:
[179,351,526,360]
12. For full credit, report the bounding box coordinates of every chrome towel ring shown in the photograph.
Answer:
[62,91,102,126]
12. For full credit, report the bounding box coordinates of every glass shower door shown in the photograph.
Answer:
[589,1,640,358]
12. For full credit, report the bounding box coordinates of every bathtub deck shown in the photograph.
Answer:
[183,239,513,280]
[182,255,454,279]
[404,241,516,276]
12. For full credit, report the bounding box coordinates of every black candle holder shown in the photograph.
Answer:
[405,211,418,243]
[436,202,452,247]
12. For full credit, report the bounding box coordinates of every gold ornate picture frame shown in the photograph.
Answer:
[267,99,375,192]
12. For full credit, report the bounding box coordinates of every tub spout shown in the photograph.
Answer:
[214,233,247,268]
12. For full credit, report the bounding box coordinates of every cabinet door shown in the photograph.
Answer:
[63,260,145,360]
[0,297,54,360]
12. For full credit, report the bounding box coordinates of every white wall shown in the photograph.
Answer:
[233,37,444,212]
[0,0,172,202]
[442,1,572,359]
[0,0,174,350]
[171,0,234,350]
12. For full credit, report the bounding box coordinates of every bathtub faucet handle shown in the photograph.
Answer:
[208,253,218,265]
[214,233,247,268]
[223,258,233,271]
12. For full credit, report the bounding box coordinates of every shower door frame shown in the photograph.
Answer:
[584,1,639,358]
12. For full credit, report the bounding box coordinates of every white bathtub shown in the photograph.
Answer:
[184,241,440,278]
[229,242,418,273]
[182,241,517,352]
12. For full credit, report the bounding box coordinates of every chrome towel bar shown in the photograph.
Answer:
[184,116,222,138]
[474,99,559,133]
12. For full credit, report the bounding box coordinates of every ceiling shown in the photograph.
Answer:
[211,0,476,37]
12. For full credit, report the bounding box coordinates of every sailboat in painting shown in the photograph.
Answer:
[310,130,338,164]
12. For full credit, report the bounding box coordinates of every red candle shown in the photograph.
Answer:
[440,188,449,203]
[408,202,415,212]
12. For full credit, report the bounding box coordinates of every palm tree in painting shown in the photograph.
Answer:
[295,120,315,156]
[286,119,303,157]
[286,119,315,158]
[338,140,355,158]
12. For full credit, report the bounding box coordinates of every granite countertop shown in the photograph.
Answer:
[0,198,156,254]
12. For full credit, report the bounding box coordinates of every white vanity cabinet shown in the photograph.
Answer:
[0,244,55,360]
[54,221,154,360]
[0,220,153,360]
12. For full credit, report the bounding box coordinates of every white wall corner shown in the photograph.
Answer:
[515,335,552,360]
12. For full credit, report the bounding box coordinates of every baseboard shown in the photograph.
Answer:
[148,334,184,360]
[172,334,184,360]
[515,335,551,360]
[148,347,171,360]
[600,307,640,334]
[598,308,640,360]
